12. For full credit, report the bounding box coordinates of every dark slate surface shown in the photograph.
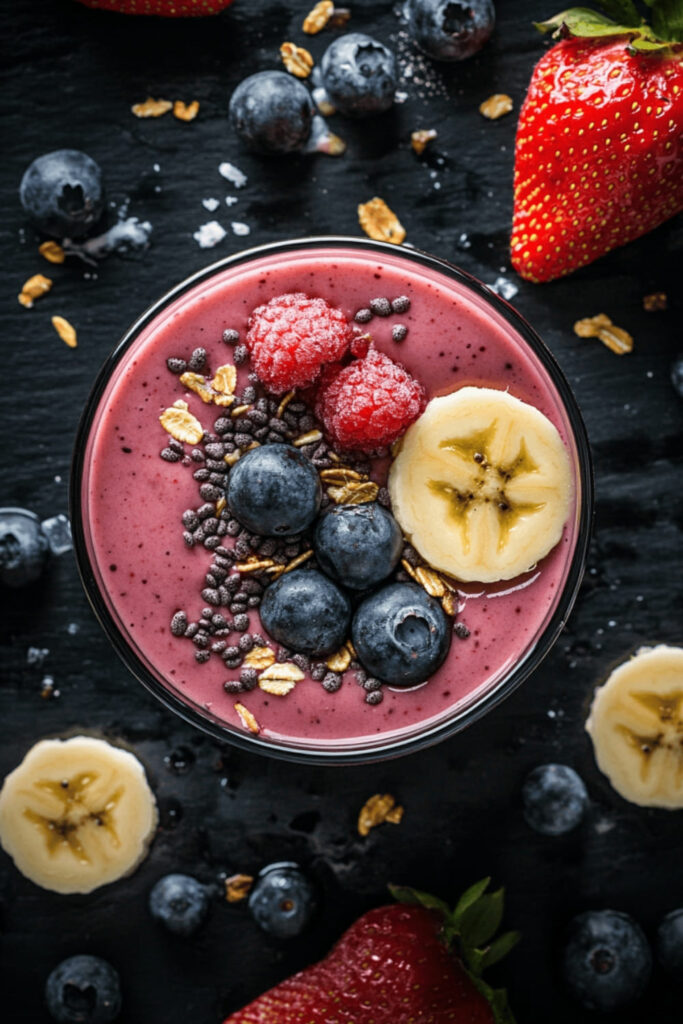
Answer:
[2,0,682,1020]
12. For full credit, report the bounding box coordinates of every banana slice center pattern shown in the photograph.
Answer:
[430,425,546,555]
[22,772,124,865]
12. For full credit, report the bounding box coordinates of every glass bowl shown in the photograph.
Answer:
[70,236,593,764]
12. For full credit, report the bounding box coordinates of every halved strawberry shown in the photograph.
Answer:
[224,878,519,1023]
[511,2,683,283]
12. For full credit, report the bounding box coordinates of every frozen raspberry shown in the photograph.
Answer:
[246,292,352,393]
[316,348,426,452]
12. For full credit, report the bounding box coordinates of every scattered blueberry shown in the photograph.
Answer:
[227,444,321,536]
[671,354,683,398]
[657,908,683,974]
[522,764,588,836]
[148,874,209,937]
[45,955,121,1024]
[248,861,315,938]
[405,0,495,62]
[352,581,451,686]
[20,150,104,239]
[229,71,314,154]
[320,34,397,117]
[0,508,48,587]
[562,910,651,1012]
[314,503,403,590]
[260,568,351,655]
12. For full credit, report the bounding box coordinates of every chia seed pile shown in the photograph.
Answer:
[159,300,468,709]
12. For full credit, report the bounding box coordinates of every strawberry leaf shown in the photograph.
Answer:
[452,876,491,921]
[388,884,450,917]
[534,8,637,36]
[479,929,522,970]
[650,0,683,39]
[596,0,642,23]
[457,888,505,948]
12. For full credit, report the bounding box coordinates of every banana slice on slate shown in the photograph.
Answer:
[388,387,572,583]
[586,646,683,809]
[0,735,157,894]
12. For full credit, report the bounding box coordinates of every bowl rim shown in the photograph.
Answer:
[70,235,594,765]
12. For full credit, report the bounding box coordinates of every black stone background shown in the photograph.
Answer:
[1,0,682,1020]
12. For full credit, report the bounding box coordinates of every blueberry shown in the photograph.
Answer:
[320,33,397,117]
[228,444,321,536]
[562,910,652,1011]
[522,764,588,836]
[352,581,450,686]
[248,861,315,938]
[148,873,209,936]
[229,71,314,153]
[260,568,351,656]
[657,908,683,974]
[314,503,402,590]
[0,508,48,587]
[671,354,683,398]
[404,0,495,62]
[20,150,104,239]
[45,955,121,1024]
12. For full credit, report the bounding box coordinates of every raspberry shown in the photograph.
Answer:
[316,348,426,452]
[246,292,352,393]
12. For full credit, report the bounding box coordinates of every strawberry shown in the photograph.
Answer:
[224,878,519,1024]
[511,2,683,283]
[74,0,234,16]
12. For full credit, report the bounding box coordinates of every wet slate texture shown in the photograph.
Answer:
[1,0,682,1021]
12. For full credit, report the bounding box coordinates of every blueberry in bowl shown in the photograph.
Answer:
[320,33,397,117]
[248,861,316,938]
[227,444,322,536]
[314,502,403,589]
[45,954,121,1024]
[352,581,451,686]
[404,0,495,62]
[657,908,683,974]
[20,150,104,239]
[562,910,652,1011]
[0,507,49,588]
[148,873,210,937]
[260,568,351,656]
[229,71,315,153]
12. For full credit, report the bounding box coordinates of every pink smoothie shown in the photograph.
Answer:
[79,244,582,756]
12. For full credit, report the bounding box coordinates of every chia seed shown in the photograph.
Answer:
[291,653,310,672]
[197,503,215,520]
[212,641,227,653]
[233,614,249,632]
[166,357,187,374]
[247,595,261,608]
[199,484,223,502]
[369,297,391,317]
[392,324,408,343]
[377,487,391,507]
[391,296,411,314]
[233,345,249,365]
[322,672,342,693]
[365,689,384,705]
[363,676,382,692]
[454,622,471,639]
[170,611,187,636]
[184,623,199,638]
[222,645,241,662]
[354,308,373,324]
[193,468,210,482]
[235,433,253,449]
[310,662,326,682]
[242,386,257,404]
[214,417,233,434]
[239,667,258,690]
[201,588,220,606]
[223,329,240,345]
[223,679,244,694]
[160,447,181,462]
[183,531,195,547]
[191,448,205,462]
[188,347,207,371]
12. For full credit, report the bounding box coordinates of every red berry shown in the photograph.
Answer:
[316,348,426,452]
[246,293,352,393]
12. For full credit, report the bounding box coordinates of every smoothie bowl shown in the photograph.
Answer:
[71,237,592,763]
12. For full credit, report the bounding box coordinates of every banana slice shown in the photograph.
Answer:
[586,646,683,809]
[0,735,157,894]
[388,387,572,583]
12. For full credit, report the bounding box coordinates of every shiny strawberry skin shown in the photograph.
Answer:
[511,37,683,283]
[74,0,234,15]
[225,904,494,1024]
